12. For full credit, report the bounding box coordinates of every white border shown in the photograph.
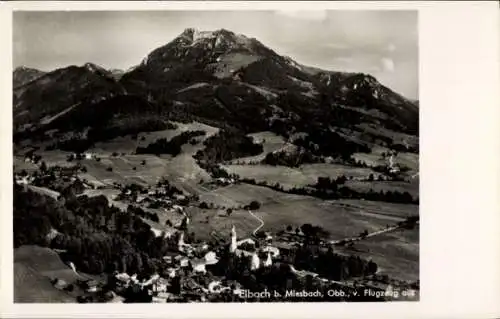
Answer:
[2,1,500,318]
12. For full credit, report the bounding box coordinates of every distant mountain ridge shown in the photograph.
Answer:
[13,66,46,88]
[13,27,419,154]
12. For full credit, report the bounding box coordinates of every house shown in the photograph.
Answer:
[152,292,172,303]
[136,195,146,203]
[163,255,173,264]
[52,278,68,290]
[78,279,99,292]
[172,205,184,213]
[204,251,219,265]
[115,273,131,287]
[265,233,273,242]
[167,267,177,278]
[237,238,255,247]
[16,176,31,185]
[152,278,169,293]
[273,242,297,256]
[190,258,207,274]
[180,258,190,268]
[174,194,186,201]
[261,245,280,258]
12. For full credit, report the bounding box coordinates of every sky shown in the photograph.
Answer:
[13,10,418,99]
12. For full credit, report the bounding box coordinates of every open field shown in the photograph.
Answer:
[227,131,288,164]
[27,150,209,189]
[352,148,419,173]
[13,157,39,173]
[222,163,382,189]
[15,263,76,303]
[14,245,97,303]
[187,206,259,242]
[90,121,219,155]
[199,184,414,239]
[338,227,419,282]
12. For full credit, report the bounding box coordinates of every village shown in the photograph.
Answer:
[14,150,419,303]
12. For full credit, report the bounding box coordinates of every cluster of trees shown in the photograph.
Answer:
[293,128,371,161]
[398,215,419,229]
[194,129,264,163]
[196,162,238,180]
[243,200,261,211]
[315,176,348,189]
[155,179,184,197]
[14,184,178,277]
[239,177,418,205]
[127,205,159,223]
[312,179,418,204]
[136,130,205,156]
[262,149,319,168]
[293,245,378,281]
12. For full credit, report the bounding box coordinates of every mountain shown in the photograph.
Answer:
[13,28,419,155]
[120,28,418,135]
[13,66,46,88]
[109,68,125,81]
[14,62,126,129]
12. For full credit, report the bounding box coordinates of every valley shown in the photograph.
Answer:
[13,27,419,303]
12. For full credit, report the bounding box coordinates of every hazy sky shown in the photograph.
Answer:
[13,10,418,99]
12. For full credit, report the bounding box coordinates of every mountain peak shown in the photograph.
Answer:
[175,27,254,49]
[83,62,107,74]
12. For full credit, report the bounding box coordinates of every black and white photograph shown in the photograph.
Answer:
[11,9,421,304]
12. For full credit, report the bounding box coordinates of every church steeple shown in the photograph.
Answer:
[229,225,237,253]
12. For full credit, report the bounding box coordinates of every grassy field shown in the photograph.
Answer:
[13,157,40,173]
[222,163,382,189]
[352,147,419,173]
[14,245,98,303]
[90,121,219,155]
[23,121,219,188]
[338,227,419,282]
[227,131,288,164]
[192,183,419,281]
[24,151,209,189]
[198,184,414,239]
[187,206,259,242]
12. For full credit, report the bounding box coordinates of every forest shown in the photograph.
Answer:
[14,184,176,278]
[194,129,264,163]
[136,130,205,156]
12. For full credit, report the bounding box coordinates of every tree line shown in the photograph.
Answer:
[136,130,205,156]
[14,184,178,278]
[239,177,418,205]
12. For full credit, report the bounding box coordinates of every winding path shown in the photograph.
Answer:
[247,210,265,235]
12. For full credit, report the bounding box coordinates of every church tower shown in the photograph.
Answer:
[229,225,237,253]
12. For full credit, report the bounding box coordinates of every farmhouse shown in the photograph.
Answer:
[78,279,99,292]
[152,278,169,293]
